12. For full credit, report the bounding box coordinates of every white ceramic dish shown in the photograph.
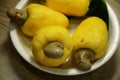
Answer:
[9,0,120,76]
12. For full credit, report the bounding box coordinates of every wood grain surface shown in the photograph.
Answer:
[0,0,120,80]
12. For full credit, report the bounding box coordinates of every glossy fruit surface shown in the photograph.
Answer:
[72,17,108,59]
[46,0,90,17]
[21,4,69,37]
[32,26,73,67]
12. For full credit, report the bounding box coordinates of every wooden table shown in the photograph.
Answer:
[0,0,120,80]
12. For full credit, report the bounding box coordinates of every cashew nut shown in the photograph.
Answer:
[74,48,95,71]
[6,8,27,25]
[44,42,64,58]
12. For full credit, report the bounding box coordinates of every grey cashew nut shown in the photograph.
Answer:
[44,42,64,59]
[74,48,95,71]
[6,8,28,25]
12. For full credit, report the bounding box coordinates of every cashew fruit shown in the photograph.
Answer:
[72,17,108,59]
[23,4,69,36]
[32,26,73,67]
[7,4,69,37]
[46,0,90,17]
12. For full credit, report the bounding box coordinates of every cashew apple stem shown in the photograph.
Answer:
[75,48,95,71]
[44,42,64,59]
[6,8,28,25]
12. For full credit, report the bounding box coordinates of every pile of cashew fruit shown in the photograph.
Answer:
[7,0,108,71]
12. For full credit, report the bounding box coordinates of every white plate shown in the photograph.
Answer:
[9,0,120,76]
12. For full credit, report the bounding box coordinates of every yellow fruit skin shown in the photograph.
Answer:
[46,0,90,17]
[72,17,108,59]
[21,4,69,37]
[32,26,73,67]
